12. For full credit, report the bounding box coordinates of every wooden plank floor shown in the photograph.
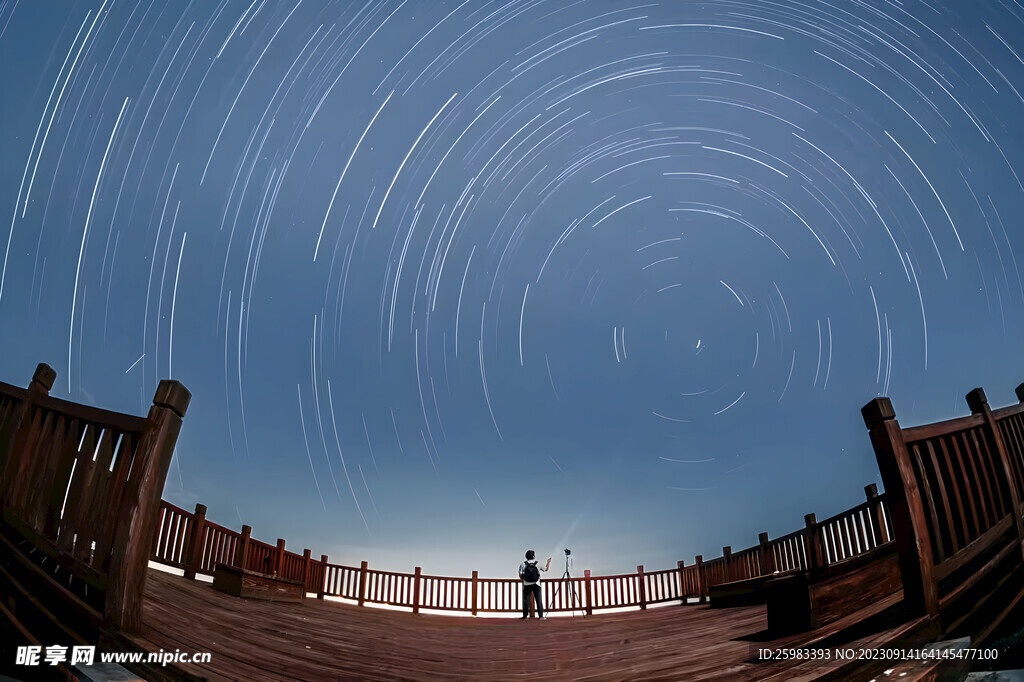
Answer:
[129,569,921,681]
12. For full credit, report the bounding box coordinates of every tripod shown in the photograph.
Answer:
[548,552,584,617]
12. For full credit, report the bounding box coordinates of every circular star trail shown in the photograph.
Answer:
[2,1,1024,577]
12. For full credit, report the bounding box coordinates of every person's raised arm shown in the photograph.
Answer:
[545,557,552,571]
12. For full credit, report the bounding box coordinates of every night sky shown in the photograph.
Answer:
[2,0,1024,580]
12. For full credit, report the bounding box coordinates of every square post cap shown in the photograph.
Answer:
[32,363,57,391]
[861,397,895,427]
[966,388,988,414]
[153,380,191,417]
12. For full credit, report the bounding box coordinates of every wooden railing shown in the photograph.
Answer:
[150,482,892,614]
[0,363,189,634]
[130,378,1024,632]
[864,386,1024,641]
[815,486,892,565]
[669,484,891,604]
[766,527,809,574]
[6,357,1022,644]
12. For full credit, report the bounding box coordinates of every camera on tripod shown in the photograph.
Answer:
[549,548,584,617]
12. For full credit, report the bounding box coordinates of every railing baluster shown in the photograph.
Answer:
[968,388,1024,558]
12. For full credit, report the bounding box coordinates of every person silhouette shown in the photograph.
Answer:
[518,550,551,619]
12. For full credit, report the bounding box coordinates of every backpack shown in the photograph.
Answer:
[522,561,540,582]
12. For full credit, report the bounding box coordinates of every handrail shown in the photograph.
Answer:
[990,401,1024,420]
[1,363,190,634]
[150,482,893,614]
[7,355,1023,652]
[901,412,986,444]
[143,376,1024,624]
[862,385,1024,627]
[0,380,28,399]
[32,391,150,433]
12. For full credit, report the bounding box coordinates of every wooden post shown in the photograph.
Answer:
[637,565,647,610]
[28,363,56,398]
[105,379,190,632]
[584,569,594,615]
[412,567,421,613]
[0,363,56,506]
[865,483,888,545]
[302,549,312,592]
[236,525,252,570]
[358,560,368,606]
[677,560,687,604]
[471,570,478,616]
[695,554,707,603]
[184,503,207,579]
[967,388,1024,554]
[758,533,772,575]
[804,514,822,571]
[862,397,938,617]
[317,554,328,599]
[722,546,732,582]
[274,538,286,577]
[5,364,60,532]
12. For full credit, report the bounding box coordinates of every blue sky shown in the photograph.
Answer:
[2,0,1024,580]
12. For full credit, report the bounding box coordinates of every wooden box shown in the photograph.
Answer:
[212,564,305,602]
[766,547,902,634]
[708,574,777,608]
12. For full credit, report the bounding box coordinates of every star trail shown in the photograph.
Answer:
[2,0,1024,579]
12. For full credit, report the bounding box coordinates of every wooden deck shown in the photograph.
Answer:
[125,568,934,681]
[4,365,1019,681]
